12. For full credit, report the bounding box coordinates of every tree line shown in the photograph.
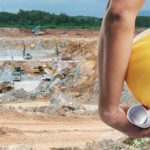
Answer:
[0,10,149,29]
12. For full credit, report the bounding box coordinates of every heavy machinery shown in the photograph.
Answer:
[0,81,14,93]
[32,64,56,74]
[12,72,21,81]
[24,53,32,60]
[54,68,70,80]
[41,74,53,81]
[32,66,44,74]
[12,67,22,81]
[32,26,45,36]
[60,53,72,61]
[22,44,32,60]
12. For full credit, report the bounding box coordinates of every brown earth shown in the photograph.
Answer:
[0,105,123,149]
[0,28,145,38]
[0,28,100,38]
[0,28,145,149]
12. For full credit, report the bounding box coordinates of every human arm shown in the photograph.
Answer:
[98,0,150,137]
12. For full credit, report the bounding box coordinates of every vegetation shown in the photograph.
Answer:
[123,138,150,148]
[136,16,150,27]
[0,10,149,29]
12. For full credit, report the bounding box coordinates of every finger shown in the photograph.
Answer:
[137,128,150,138]
[125,121,150,138]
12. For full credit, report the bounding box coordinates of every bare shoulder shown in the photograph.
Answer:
[110,0,145,13]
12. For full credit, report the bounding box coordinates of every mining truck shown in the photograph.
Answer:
[0,81,14,93]
[12,67,22,81]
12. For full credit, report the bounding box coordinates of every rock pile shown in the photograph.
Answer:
[32,78,62,98]
[0,89,31,103]
[47,92,85,116]
[32,80,52,97]
[0,64,14,82]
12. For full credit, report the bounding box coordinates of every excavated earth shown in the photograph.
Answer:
[0,28,147,150]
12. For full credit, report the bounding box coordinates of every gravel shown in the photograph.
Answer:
[0,89,31,103]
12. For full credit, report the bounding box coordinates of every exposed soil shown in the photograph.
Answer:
[0,28,145,149]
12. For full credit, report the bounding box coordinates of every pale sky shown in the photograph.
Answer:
[0,0,150,17]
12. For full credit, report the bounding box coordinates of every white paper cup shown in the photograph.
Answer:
[127,104,150,128]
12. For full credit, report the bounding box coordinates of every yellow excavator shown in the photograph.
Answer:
[32,66,44,74]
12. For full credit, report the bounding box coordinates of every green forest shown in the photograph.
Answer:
[0,10,149,29]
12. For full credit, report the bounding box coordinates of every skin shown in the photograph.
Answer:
[98,0,150,138]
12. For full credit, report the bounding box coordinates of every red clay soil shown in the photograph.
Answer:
[0,28,145,38]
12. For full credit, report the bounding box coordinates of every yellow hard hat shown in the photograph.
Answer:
[126,29,150,107]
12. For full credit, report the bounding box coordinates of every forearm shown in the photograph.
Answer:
[99,12,135,111]
[98,4,143,123]
[97,0,150,138]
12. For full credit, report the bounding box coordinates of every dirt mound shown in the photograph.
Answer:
[0,28,32,37]
[32,80,52,98]
[0,127,24,136]
[0,105,51,121]
[0,28,100,38]
[0,89,31,102]
[32,77,64,98]
[0,63,14,82]
[47,92,85,116]
[44,29,99,37]
[0,128,7,136]
[0,145,33,150]
[0,105,26,119]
